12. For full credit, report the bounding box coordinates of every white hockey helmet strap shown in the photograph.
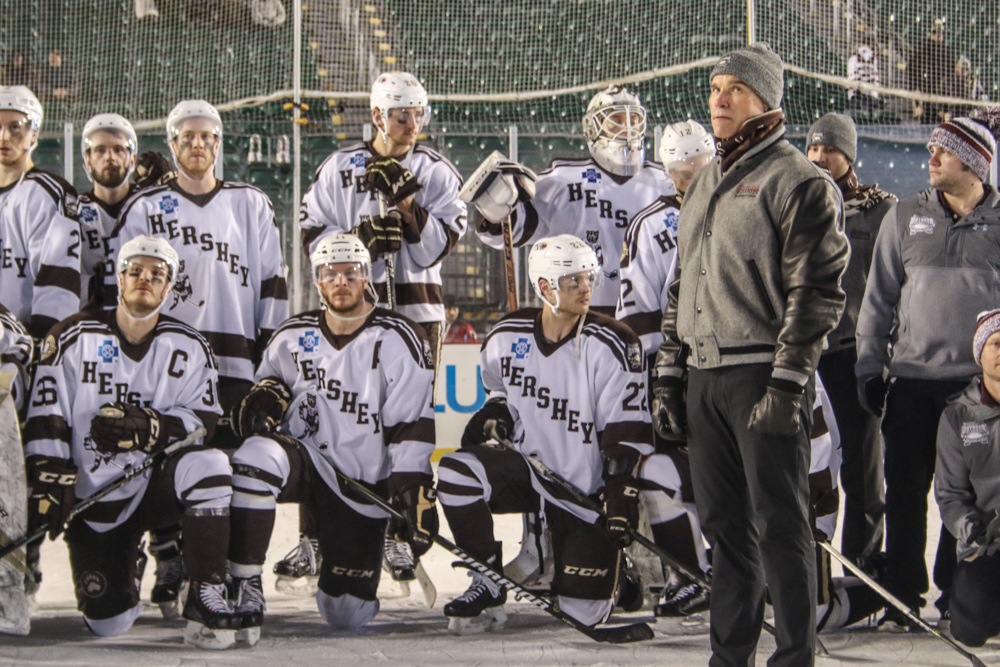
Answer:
[0,85,43,152]
[116,235,179,321]
[81,113,138,183]
[659,119,715,165]
[310,233,378,307]
[528,234,600,315]
[370,72,429,140]
[166,99,222,178]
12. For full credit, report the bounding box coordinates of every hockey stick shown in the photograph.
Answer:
[501,215,518,313]
[0,425,208,560]
[376,193,396,311]
[820,541,986,667]
[333,468,654,644]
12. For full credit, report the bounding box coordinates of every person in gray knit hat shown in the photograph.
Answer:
[856,111,1000,634]
[806,113,896,570]
[653,40,848,664]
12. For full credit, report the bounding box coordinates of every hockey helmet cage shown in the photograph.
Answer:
[117,235,180,283]
[0,85,43,151]
[81,113,138,183]
[528,234,600,313]
[659,120,715,166]
[166,99,222,142]
[582,85,646,177]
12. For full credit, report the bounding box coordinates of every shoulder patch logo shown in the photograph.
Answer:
[158,194,180,214]
[586,230,600,245]
[908,215,936,236]
[663,210,679,233]
[511,337,531,360]
[64,193,79,218]
[582,167,602,183]
[350,152,367,169]
[422,339,435,367]
[40,334,56,361]
[299,330,320,352]
[78,204,98,225]
[627,342,643,372]
[961,422,989,447]
[98,339,119,363]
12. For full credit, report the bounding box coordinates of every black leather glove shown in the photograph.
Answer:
[354,212,403,257]
[388,472,439,557]
[90,402,170,454]
[748,378,806,436]
[601,446,641,546]
[230,377,293,439]
[27,457,78,539]
[974,510,1000,558]
[857,374,889,418]
[651,375,686,441]
[460,399,514,448]
[363,155,422,206]
[133,151,176,189]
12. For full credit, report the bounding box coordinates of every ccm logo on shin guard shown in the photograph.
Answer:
[563,566,609,577]
[329,565,375,578]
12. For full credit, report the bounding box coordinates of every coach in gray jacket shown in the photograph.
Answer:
[652,43,849,666]
[935,309,1000,647]
[856,116,999,632]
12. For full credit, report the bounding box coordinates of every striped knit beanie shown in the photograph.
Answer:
[973,309,1000,366]
[927,117,996,182]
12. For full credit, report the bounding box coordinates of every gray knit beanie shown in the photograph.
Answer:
[709,42,784,110]
[808,113,858,163]
[928,117,996,182]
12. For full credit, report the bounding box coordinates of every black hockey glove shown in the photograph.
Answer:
[388,472,439,557]
[747,378,805,436]
[973,510,1000,558]
[651,375,686,442]
[230,377,293,439]
[363,155,422,206]
[601,446,641,547]
[354,212,403,258]
[90,402,172,454]
[857,374,889,418]
[461,398,514,448]
[133,151,176,189]
[27,457,78,539]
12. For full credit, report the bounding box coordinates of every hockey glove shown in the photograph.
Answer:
[974,510,1000,558]
[133,151,176,189]
[857,374,889,419]
[601,446,641,547]
[27,457,78,539]
[363,156,422,206]
[354,212,403,257]
[651,375,687,442]
[747,378,805,436]
[388,472,439,558]
[461,398,514,448]
[230,377,293,439]
[90,402,171,454]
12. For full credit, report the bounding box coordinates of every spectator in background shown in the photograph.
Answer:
[2,53,33,87]
[36,48,78,101]
[908,20,957,123]
[952,56,989,117]
[444,295,477,344]
[847,44,882,119]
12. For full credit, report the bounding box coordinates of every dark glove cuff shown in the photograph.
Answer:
[767,377,805,396]
[652,375,684,392]
[602,445,640,480]
[388,471,434,498]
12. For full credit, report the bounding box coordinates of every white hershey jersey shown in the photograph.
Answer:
[617,194,681,356]
[24,310,221,531]
[300,142,468,324]
[108,181,288,384]
[477,158,675,310]
[260,308,436,501]
[0,169,81,338]
[481,308,653,496]
[77,187,135,308]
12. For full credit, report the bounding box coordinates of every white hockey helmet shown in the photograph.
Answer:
[659,120,715,166]
[166,99,223,141]
[310,233,378,307]
[528,234,601,314]
[370,72,430,138]
[81,113,138,183]
[0,85,43,151]
[117,235,180,283]
[582,85,646,177]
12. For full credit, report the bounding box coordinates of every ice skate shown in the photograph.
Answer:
[232,574,265,647]
[654,580,711,635]
[272,536,320,596]
[444,547,507,636]
[151,556,187,620]
[384,536,416,582]
[182,581,240,650]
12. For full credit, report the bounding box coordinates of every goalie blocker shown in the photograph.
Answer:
[458,150,537,224]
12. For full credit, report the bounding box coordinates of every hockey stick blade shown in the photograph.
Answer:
[820,542,985,667]
[0,426,207,560]
[414,560,437,608]
[333,469,653,644]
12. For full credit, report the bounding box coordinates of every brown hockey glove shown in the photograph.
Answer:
[90,402,170,454]
[230,377,293,439]
[388,472,439,557]
[133,151,176,189]
[460,399,514,448]
[363,155,422,206]
[601,446,640,547]
[747,378,805,436]
[354,212,403,257]
[27,457,78,539]
[651,375,686,441]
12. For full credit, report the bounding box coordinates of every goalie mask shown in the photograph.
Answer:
[116,235,180,322]
[81,113,138,185]
[582,85,646,177]
[370,72,430,143]
[528,234,601,316]
[166,99,223,179]
[0,85,43,155]
[310,234,379,312]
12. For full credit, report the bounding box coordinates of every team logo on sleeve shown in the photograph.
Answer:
[158,194,180,214]
[511,337,532,360]
[961,422,989,447]
[350,152,367,169]
[171,260,205,309]
[582,168,602,183]
[40,334,56,361]
[422,339,435,367]
[627,343,643,372]
[98,339,119,363]
[299,331,320,352]
[663,210,679,233]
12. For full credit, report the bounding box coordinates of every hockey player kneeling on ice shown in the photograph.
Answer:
[23,236,235,648]
[436,235,653,635]
[227,234,438,641]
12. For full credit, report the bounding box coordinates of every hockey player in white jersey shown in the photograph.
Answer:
[0,85,81,339]
[470,86,675,315]
[0,302,33,413]
[437,235,653,634]
[226,234,438,642]
[24,236,236,649]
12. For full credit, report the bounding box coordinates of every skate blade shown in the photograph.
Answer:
[274,575,319,596]
[446,607,508,636]
[655,612,710,635]
[377,579,411,600]
[236,626,261,647]
[183,620,236,650]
